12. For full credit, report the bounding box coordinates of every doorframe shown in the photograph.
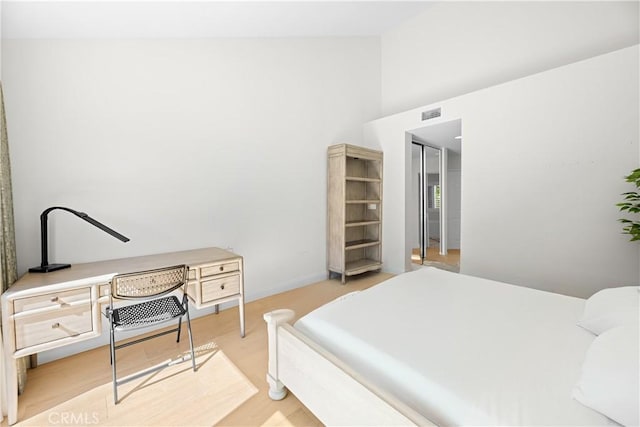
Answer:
[407,116,463,269]
[440,147,448,256]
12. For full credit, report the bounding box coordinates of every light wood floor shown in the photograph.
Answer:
[411,247,460,271]
[3,271,393,427]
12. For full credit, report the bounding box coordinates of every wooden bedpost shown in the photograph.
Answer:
[263,309,295,400]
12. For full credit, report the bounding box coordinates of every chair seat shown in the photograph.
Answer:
[112,295,186,330]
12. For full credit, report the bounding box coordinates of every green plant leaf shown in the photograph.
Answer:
[619,168,640,241]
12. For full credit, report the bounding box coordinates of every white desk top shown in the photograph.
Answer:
[7,247,240,294]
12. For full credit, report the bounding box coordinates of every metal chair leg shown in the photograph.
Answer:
[186,306,196,372]
[176,316,183,343]
[110,326,118,404]
[108,309,114,366]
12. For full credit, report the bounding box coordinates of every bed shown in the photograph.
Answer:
[264,267,639,426]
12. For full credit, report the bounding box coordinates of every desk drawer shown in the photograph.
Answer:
[14,304,93,350]
[13,288,91,314]
[201,261,239,278]
[201,274,240,303]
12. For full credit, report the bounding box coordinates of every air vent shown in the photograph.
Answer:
[421,108,441,121]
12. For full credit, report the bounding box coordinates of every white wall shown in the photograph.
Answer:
[3,37,380,304]
[446,152,461,250]
[381,1,639,115]
[365,46,639,298]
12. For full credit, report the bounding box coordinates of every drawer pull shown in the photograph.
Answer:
[219,266,224,271]
[51,296,59,303]
[220,284,225,290]
[51,322,60,329]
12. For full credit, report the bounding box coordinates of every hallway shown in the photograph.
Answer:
[411,246,460,272]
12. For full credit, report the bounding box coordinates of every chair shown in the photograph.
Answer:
[105,264,196,404]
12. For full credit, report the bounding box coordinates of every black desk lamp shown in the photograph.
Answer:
[29,206,130,273]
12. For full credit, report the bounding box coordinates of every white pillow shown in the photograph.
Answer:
[573,323,639,426]
[578,286,639,335]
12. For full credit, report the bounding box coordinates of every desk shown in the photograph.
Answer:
[1,247,244,425]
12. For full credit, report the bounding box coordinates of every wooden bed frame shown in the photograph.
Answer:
[264,309,436,426]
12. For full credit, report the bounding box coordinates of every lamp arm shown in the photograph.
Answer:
[34,206,130,271]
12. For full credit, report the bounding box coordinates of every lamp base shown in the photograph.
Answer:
[29,263,71,273]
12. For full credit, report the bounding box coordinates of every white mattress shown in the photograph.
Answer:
[295,267,615,426]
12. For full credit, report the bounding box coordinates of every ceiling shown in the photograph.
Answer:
[2,1,433,39]
[410,119,462,154]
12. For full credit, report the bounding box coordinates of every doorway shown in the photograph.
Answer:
[409,119,462,272]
